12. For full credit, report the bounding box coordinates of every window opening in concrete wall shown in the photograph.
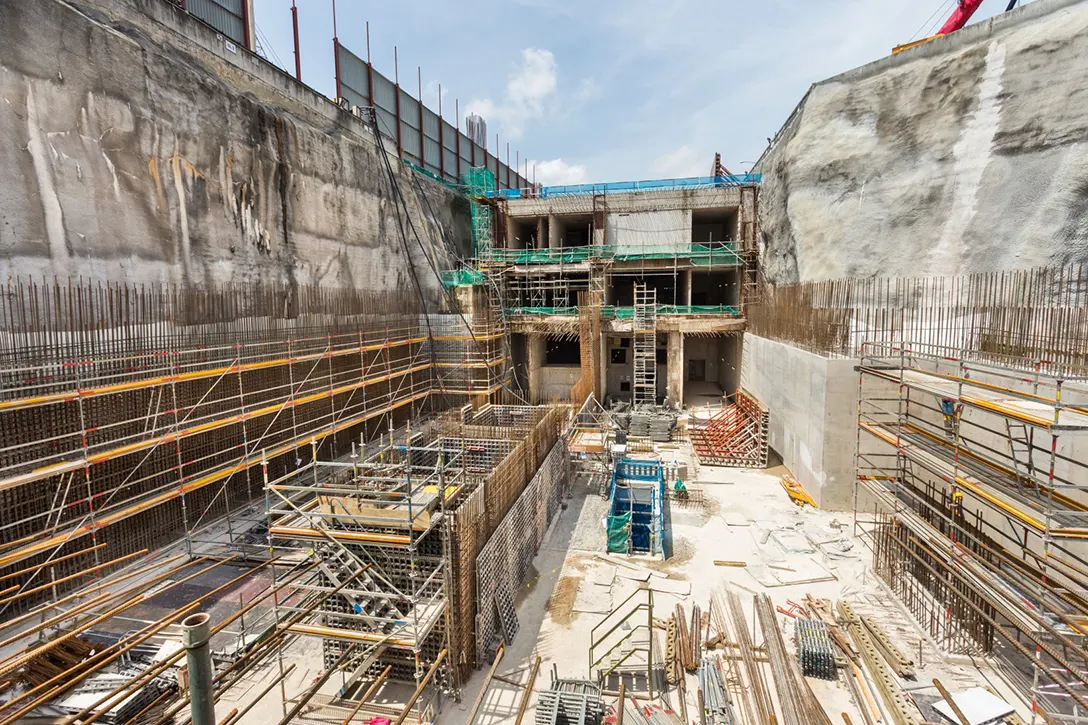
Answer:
[690,271,738,306]
[545,338,580,365]
[611,274,676,307]
[556,214,592,247]
[691,208,738,243]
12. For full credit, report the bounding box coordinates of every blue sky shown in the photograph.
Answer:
[252,0,1024,184]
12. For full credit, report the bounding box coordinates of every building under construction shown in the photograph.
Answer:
[3,0,1088,723]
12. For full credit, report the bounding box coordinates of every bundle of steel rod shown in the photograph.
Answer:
[722,588,775,722]
[754,594,832,725]
[749,262,1088,371]
[697,655,738,725]
[794,618,837,680]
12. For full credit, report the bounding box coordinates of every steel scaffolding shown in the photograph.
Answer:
[0,279,507,616]
[854,341,1088,720]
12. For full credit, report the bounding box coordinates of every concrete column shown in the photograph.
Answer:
[528,333,545,403]
[739,186,757,249]
[684,270,693,307]
[599,334,609,402]
[667,332,684,409]
[536,217,546,249]
[506,216,518,249]
[548,215,561,248]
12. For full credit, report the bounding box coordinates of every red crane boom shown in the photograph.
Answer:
[937,0,989,35]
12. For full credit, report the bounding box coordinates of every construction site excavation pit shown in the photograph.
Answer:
[4,0,1088,723]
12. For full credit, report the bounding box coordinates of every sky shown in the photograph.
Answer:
[251,0,1026,185]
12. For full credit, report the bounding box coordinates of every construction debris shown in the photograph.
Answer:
[535,676,604,725]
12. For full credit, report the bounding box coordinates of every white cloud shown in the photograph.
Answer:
[572,77,600,104]
[651,145,706,178]
[529,158,590,185]
[466,48,558,139]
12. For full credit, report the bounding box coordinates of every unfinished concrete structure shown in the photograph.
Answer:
[490,182,757,407]
[3,0,1088,723]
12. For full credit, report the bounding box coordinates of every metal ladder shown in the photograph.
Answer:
[318,542,399,625]
[633,284,657,408]
[1005,420,1036,492]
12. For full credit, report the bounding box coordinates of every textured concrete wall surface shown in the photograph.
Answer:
[740,334,857,510]
[606,209,691,254]
[758,0,1088,283]
[0,0,469,299]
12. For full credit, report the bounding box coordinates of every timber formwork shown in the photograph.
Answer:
[475,436,570,664]
[690,389,769,467]
[0,279,505,616]
[854,342,1088,720]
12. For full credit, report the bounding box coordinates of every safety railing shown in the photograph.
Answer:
[488,174,761,200]
[479,243,741,266]
[504,304,740,318]
[440,269,486,288]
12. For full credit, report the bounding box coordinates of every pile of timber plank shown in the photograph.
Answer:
[690,390,769,467]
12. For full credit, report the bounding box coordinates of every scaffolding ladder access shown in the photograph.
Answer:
[632,284,657,408]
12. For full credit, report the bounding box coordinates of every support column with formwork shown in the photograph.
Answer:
[528,334,546,403]
[667,332,684,408]
[592,194,607,247]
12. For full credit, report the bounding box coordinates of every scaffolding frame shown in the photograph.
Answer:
[854,341,1088,721]
[0,278,508,617]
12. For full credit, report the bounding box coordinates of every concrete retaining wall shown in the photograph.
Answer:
[757,0,1088,283]
[740,334,857,510]
[0,0,469,297]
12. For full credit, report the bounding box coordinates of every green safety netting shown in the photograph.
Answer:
[441,269,485,288]
[503,305,739,317]
[607,512,632,554]
[480,243,741,266]
[461,167,496,256]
